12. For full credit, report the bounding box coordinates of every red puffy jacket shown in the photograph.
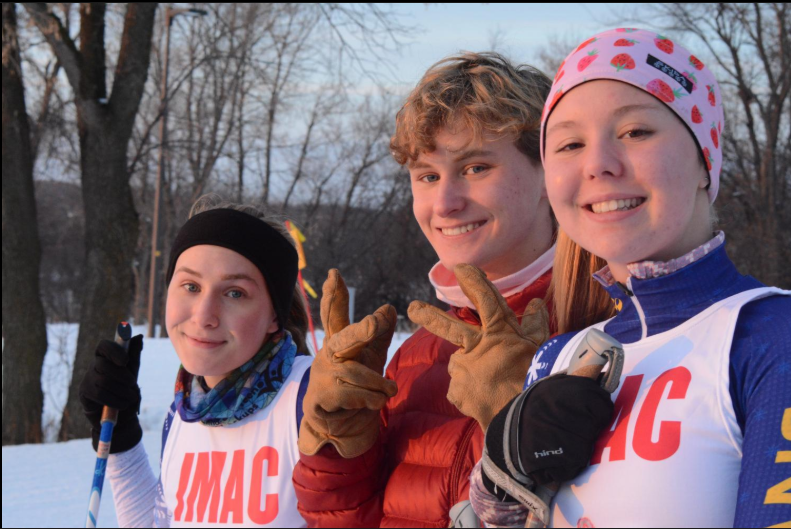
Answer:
[292,270,553,528]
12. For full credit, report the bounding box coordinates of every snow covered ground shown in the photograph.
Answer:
[2,324,411,528]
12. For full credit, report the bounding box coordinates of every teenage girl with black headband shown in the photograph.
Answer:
[78,198,394,527]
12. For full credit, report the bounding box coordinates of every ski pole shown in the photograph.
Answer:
[85,321,132,528]
[524,328,624,528]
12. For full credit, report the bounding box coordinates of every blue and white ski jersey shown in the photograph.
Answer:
[524,243,791,527]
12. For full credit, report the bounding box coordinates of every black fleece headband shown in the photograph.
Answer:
[165,209,299,329]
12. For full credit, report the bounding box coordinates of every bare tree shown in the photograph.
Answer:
[23,2,158,441]
[20,2,420,394]
[339,102,396,230]
[178,4,257,206]
[533,32,588,78]
[259,5,318,204]
[36,181,85,323]
[282,88,344,210]
[2,2,49,445]
[278,92,444,321]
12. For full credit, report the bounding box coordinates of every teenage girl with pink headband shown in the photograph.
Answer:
[467,28,790,528]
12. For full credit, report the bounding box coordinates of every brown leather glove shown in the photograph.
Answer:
[407,263,549,431]
[299,269,398,458]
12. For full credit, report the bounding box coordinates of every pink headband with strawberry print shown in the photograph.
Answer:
[540,28,725,203]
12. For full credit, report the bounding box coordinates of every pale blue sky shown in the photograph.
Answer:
[370,3,639,91]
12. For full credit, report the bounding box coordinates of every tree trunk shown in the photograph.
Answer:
[18,2,158,440]
[59,124,141,440]
[2,2,49,446]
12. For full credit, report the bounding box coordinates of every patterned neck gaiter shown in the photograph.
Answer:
[173,331,297,427]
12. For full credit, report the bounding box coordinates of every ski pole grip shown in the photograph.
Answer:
[116,321,132,349]
[102,323,132,422]
[566,328,625,394]
[96,322,132,455]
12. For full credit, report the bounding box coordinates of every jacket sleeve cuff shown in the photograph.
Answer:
[293,437,387,515]
[298,437,383,474]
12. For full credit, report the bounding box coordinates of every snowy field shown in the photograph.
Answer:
[2,324,410,528]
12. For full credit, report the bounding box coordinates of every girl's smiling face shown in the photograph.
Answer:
[166,245,278,388]
[544,80,712,282]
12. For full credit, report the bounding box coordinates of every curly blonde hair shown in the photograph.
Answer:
[390,52,552,166]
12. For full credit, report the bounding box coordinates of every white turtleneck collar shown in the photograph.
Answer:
[428,244,556,309]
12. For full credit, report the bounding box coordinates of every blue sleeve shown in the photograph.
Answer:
[296,367,310,435]
[524,333,576,389]
[729,294,791,528]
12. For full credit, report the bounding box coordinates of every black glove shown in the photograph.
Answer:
[79,335,144,454]
[483,374,614,498]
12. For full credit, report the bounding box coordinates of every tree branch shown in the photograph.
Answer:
[21,3,82,97]
[108,3,158,129]
[30,61,61,162]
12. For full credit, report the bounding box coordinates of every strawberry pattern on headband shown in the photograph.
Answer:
[540,28,725,203]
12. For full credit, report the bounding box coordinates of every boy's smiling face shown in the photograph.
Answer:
[409,126,554,280]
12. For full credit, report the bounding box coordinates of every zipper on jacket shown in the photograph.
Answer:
[616,281,633,297]
[449,420,478,509]
[626,277,648,340]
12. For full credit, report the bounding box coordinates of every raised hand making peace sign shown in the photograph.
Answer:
[299,269,398,458]
[408,264,550,431]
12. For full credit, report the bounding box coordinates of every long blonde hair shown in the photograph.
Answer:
[549,229,617,335]
[188,195,310,353]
